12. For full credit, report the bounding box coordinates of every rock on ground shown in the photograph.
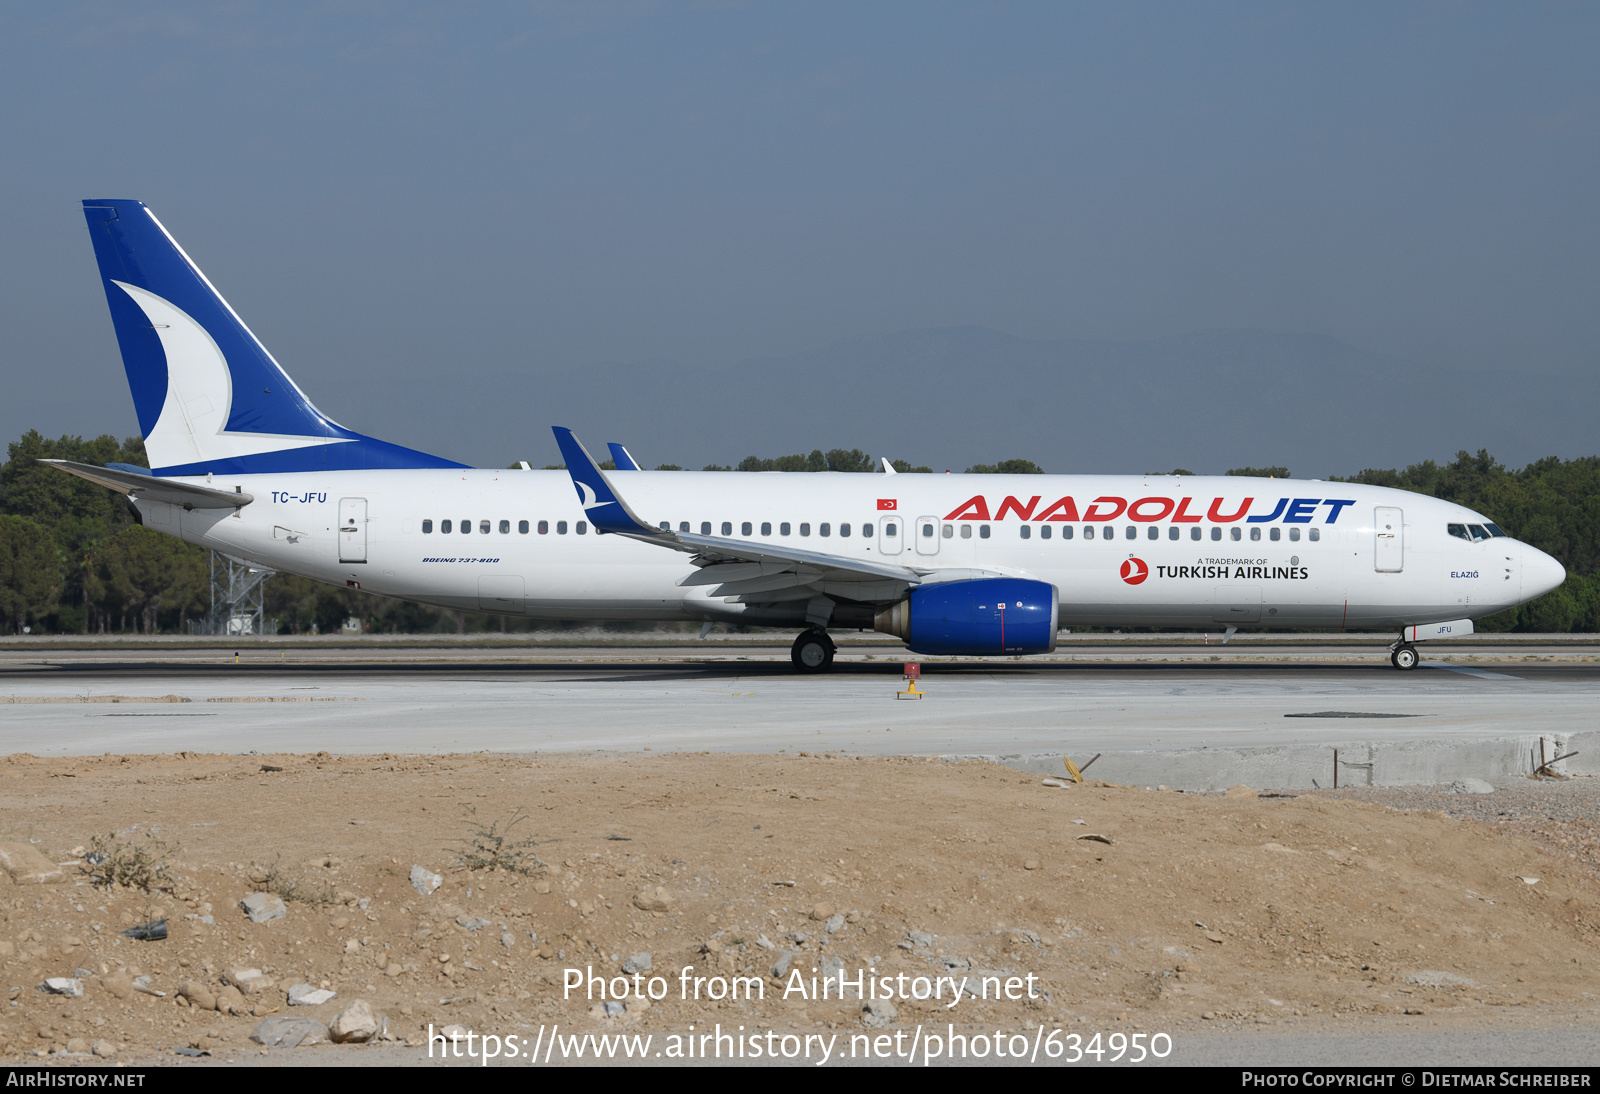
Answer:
[0,843,66,884]
[329,999,380,1043]
[252,1017,330,1049]
[288,983,337,1006]
[863,999,898,1028]
[239,893,287,923]
[632,886,674,912]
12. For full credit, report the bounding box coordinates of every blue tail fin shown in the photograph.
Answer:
[81,199,465,475]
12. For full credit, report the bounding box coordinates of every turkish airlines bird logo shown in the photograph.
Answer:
[1120,557,1149,585]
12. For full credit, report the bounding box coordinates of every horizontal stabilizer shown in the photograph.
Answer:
[42,460,252,509]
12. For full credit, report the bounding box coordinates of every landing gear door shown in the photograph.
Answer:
[914,516,940,556]
[878,515,904,555]
[1375,506,1403,572]
[339,497,368,563]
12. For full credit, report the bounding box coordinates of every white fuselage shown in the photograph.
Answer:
[134,470,1563,633]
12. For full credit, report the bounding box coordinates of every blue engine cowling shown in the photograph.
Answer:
[874,578,1059,656]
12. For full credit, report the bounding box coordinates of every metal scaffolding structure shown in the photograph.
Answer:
[201,551,276,636]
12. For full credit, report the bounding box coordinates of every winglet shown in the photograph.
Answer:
[607,443,642,471]
[551,428,662,536]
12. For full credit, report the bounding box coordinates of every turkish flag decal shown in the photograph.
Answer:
[877,499,897,511]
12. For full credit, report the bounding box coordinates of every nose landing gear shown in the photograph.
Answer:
[791,629,836,673]
[1389,642,1420,670]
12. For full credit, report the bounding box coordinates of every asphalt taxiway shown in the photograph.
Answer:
[0,639,1593,789]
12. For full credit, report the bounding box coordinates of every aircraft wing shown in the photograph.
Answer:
[551,427,945,604]
[42,459,253,509]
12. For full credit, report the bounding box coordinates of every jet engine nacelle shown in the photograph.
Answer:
[874,577,1060,656]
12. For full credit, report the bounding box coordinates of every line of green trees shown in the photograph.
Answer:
[2,432,1595,634]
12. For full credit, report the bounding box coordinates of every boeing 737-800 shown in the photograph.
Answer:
[47,200,1568,671]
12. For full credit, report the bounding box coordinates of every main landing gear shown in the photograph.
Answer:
[1389,642,1420,671]
[791,629,836,673]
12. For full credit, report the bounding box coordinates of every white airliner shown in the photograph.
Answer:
[49,200,1566,671]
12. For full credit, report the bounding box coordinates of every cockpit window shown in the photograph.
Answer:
[1468,524,1489,541]
[1447,524,1471,542]
[1484,523,1507,537]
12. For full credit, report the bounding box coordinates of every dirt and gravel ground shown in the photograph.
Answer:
[0,750,1594,1066]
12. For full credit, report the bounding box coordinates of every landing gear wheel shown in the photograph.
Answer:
[1391,644,1419,671]
[790,630,835,673]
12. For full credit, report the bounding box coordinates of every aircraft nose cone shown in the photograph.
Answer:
[1523,544,1566,599]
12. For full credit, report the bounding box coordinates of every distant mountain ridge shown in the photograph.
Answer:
[451,326,1590,476]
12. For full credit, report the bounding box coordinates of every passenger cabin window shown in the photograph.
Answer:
[461,519,471,534]
[1309,528,1321,542]
[840,524,851,538]
[1288,527,1299,542]
[1229,527,1240,541]
[1061,525,1073,540]
[721,522,732,536]
[538,520,548,534]
[680,522,690,533]
[942,524,953,538]
[1039,525,1051,540]
[1168,527,1179,540]
[1210,527,1221,541]
[1125,526,1137,541]
[576,521,587,535]
[1083,526,1094,540]
[922,522,935,538]
[960,524,971,539]
[883,523,894,537]
[422,520,433,534]
[1019,525,1031,540]
[500,520,511,534]
[702,522,712,535]
[480,520,491,534]
[519,520,529,534]
[442,520,452,533]
[1147,527,1158,540]
[557,521,568,534]
[781,522,791,536]
[742,522,753,536]
[1190,527,1201,541]
[821,523,831,537]
[800,523,811,536]
[761,522,772,536]
[659,521,670,530]
[1250,527,1261,541]
[1268,527,1280,541]
[979,525,990,539]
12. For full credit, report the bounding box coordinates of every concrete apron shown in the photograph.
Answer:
[984,731,1594,792]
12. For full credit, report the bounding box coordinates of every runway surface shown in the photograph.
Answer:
[0,643,1594,790]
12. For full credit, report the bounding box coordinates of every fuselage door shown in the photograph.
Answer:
[914,516,940,556]
[339,497,368,563]
[878,515,904,555]
[1375,506,1403,572]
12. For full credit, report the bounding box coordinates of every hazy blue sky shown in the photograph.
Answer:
[2,2,1596,469]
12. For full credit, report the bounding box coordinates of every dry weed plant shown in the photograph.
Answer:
[452,806,552,875]
[84,831,178,892]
